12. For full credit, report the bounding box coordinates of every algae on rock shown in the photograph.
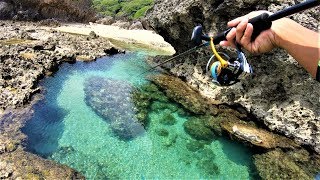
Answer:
[254,149,312,180]
[149,74,218,115]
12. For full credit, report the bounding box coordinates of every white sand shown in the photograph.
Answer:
[55,23,176,55]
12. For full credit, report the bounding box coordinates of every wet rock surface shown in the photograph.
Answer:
[147,0,320,153]
[220,119,299,150]
[84,77,146,140]
[254,149,320,180]
[0,149,84,179]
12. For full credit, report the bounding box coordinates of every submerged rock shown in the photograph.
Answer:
[149,74,218,115]
[186,140,206,152]
[84,76,146,140]
[220,119,299,150]
[254,149,312,180]
[162,133,178,147]
[155,128,169,137]
[159,110,177,125]
[184,117,216,142]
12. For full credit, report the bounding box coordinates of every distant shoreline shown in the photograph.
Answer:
[55,23,176,56]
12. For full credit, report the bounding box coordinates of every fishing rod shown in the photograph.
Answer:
[142,0,320,85]
[140,42,207,75]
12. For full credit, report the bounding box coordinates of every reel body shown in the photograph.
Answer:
[192,26,253,86]
[207,51,253,86]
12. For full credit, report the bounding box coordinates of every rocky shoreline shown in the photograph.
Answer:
[0,20,119,111]
[0,19,121,178]
[146,0,320,154]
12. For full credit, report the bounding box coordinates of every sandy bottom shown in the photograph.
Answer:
[55,23,176,55]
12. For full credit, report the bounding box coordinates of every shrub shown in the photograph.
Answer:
[93,0,154,19]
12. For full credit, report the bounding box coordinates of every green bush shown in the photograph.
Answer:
[133,5,152,19]
[93,0,154,19]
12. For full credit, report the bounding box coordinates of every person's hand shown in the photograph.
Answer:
[219,11,280,54]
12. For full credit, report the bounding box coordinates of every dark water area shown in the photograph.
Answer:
[21,52,257,179]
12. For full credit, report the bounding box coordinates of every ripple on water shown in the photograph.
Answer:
[21,52,256,179]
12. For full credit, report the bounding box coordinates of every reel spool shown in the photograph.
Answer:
[206,52,231,84]
[206,53,244,86]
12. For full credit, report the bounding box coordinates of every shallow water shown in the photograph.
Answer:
[22,52,256,179]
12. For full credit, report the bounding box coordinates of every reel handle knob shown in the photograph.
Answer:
[191,26,210,46]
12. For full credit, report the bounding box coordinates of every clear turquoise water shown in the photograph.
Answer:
[22,52,256,179]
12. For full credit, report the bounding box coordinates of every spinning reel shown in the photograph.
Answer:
[191,26,253,86]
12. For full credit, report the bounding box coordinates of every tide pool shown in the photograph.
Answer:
[22,52,257,179]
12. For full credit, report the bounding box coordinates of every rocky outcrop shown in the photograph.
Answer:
[146,0,320,153]
[0,1,14,19]
[1,149,84,179]
[0,0,96,22]
[0,20,115,111]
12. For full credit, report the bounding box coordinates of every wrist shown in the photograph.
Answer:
[271,18,299,50]
[270,18,289,49]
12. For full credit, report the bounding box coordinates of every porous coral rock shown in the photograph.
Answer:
[3,0,96,22]
[147,0,320,153]
[0,161,13,179]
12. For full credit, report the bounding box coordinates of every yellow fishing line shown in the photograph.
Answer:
[210,37,228,68]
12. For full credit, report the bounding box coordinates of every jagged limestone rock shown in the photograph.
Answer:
[146,0,320,153]
[0,20,114,111]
